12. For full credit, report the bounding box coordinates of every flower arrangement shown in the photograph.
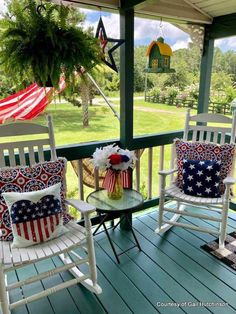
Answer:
[91,144,136,171]
[91,144,136,199]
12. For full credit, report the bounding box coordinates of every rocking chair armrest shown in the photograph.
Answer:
[223,177,236,186]
[159,169,178,176]
[65,199,96,215]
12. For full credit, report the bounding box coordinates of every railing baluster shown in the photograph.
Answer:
[159,146,165,195]
[94,167,99,191]
[148,147,153,199]
[78,159,84,201]
[170,144,175,183]
[159,146,164,171]
[135,149,140,192]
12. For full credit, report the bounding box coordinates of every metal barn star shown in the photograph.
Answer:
[95,17,124,73]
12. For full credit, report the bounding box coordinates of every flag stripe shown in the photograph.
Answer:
[30,220,36,242]
[37,218,44,242]
[40,217,47,242]
[33,220,40,242]
[50,215,54,234]
[44,217,50,239]
[23,221,29,240]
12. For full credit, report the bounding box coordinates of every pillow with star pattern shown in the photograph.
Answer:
[175,139,235,194]
[182,160,221,198]
[2,183,68,248]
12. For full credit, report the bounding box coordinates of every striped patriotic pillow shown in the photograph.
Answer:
[2,183,67,248]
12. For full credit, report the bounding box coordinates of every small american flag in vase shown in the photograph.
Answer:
[11,195,62,243]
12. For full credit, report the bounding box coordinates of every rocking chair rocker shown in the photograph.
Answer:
[157,109,236,249]
[0,116,101,314]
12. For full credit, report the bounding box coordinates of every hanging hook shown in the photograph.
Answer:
[36,0,46,15]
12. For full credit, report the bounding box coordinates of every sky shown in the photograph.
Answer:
[0,2,235,52]
[81,9,236,52]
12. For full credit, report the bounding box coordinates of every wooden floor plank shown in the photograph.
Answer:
[52,255,107,314]
[7,270,29,314]
[151,211,236,275]
[169,217,236,275]
[132,218,236,314]
[140,215,236,308]
[96,234,184,314]
[104,228,209,314]
[93,234,158,314]
[33,258,81,314]
[16,264,54,314]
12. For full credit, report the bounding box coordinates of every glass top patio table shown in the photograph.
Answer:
[86,188,143,213]
[86,189,143,263]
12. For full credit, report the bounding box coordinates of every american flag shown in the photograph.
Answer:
[0,78,66,124]
[11,195,62,243]
[102,169,131,192]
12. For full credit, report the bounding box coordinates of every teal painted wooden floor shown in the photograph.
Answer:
[8,207,236,314]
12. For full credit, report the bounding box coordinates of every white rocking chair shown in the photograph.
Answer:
[0,116,101,314]
[157,109,236,249]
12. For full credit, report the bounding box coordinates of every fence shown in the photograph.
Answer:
[145,95,232,115]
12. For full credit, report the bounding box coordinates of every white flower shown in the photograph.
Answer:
[90,144,136,171]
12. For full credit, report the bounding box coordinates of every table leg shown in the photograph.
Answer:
[94,213,120,263]
[93,213,108,236]
[102,221,120,264]
[115,214,141,252]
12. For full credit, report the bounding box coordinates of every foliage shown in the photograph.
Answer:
[0,0,101,88]
[0,74,16,98]
[148,87,161,97]
[187,84,199,100]
[211,72,233,92]
[166,87,178,104]
[104,73,120,92]
[224,86,236,103]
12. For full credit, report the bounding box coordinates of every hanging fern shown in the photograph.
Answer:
[0,0,101,88]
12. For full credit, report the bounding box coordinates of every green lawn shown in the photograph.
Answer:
[33,99,188,144]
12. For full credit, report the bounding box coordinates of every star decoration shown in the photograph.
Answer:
[187,175,193,181]
[95,17,125,73]
[205,187,212,194]
[197,170,203,176]
[196,181,202,187]
[205,176,212,182]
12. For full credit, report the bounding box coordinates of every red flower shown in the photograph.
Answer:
[109,154,122,165]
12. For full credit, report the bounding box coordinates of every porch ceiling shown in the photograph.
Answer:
[51,0,236,24]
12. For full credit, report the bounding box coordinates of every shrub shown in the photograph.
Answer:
[148,87,161,98]
[166,87,178,104]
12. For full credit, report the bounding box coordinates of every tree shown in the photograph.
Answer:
[80,77,90,127]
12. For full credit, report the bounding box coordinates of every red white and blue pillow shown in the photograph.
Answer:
[182,159,221,198]
[175,139,235,194]
[0,158,73,241]
[2,183,67,248]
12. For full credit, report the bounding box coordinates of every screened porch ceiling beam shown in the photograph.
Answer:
[182,0,213,19]
[50,0,212,24]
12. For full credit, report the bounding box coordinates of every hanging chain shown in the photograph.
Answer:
[158,17,165,38]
